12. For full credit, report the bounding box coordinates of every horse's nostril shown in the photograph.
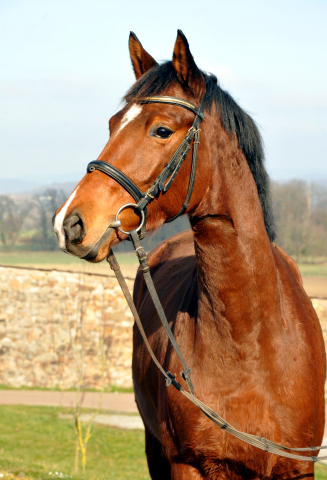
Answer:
[72,222,82,239]
[63,213,86,243]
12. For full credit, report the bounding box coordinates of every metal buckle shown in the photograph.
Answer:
[115,203,145,235]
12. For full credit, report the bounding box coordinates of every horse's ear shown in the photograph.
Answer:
[172,30,205,95]
[129,32,158,80]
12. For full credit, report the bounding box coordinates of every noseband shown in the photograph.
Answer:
[87,94,206,238]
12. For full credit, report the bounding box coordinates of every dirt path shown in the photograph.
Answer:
[0,390,138,412]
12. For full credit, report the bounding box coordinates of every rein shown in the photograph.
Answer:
[86,94,327,464]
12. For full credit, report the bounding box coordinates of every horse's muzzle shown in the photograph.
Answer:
[56,210,115,261]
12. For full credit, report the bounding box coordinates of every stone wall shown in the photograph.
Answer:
[0,266,134,389]
[0,265,326,391]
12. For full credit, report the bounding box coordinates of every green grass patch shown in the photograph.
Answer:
[0,405,326,478]
[298,263,327,277]
[315,464,327,479]
[0,405,149,480]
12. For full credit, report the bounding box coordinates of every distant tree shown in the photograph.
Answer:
[33,188,67,250]
[0,195,32,248]
[272,181,327,258]
[309,183,327,256]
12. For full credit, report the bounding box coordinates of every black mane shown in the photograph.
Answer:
[124,62,276,241]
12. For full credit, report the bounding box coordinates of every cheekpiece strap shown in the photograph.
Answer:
[135,94,206,219]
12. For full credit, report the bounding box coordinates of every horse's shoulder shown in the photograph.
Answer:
[271,243,303,285]
[147,229,194,267]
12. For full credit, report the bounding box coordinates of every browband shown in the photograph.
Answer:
[139,96,205,118]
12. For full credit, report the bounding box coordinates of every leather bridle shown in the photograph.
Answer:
[87,94,206,238]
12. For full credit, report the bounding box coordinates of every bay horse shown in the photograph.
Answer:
[53,31,326,479]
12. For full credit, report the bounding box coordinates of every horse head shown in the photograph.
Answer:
[53,31,213,262]
[54,30,276,262]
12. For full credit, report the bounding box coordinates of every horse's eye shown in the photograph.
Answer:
[155,127,173,139]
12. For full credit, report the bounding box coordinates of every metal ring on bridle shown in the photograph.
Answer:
[115,203,145,235]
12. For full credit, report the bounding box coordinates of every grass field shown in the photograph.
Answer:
[318,464,327,480]
[0,405,150,480]
[1,405,326,480]
[298,263,327,278]
[1,250,327,275]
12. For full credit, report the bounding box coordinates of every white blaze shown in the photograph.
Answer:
[114,104,142,137]
[53,187,79,249]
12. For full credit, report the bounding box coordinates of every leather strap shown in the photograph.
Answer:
[165,119,201,223]
[129,229,195,395]
[87,161,144,202]
[107,248,168,379]
[139,96,205,118]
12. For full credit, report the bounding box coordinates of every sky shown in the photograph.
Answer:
[1,0,326,185]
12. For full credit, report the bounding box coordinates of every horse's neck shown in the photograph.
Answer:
[191,146,281,340]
